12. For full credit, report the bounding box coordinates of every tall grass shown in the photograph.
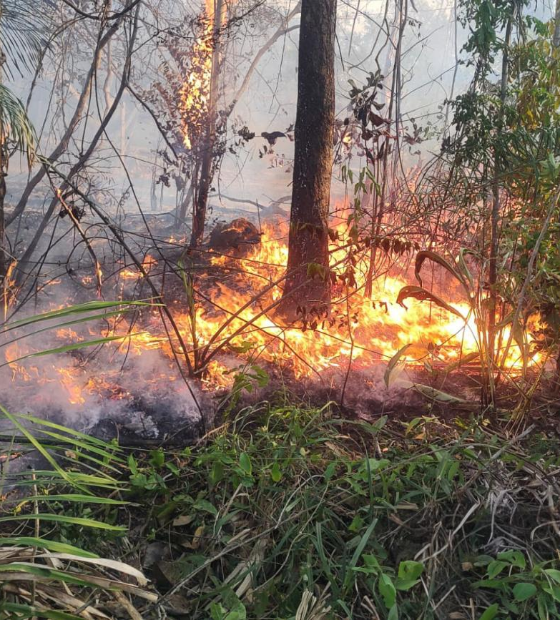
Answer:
[0,300,157,618]
[0,408,154,619]
[124,404,560,619]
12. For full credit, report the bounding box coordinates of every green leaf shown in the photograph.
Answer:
[3,334,144,366]
[307,262,327,280]
[379,573,396,608]
[324,462,337,481]
[479,603,500,620]
[409,383,464,403]
[498,550,526,569]
[388,604,399,620]
[487,560,509,579]
[0,603,82,620]
[0,85,36,165]
[0,406,90,494]
[149,448,165,469]
[211,460,225,485]
[16,494,127,505]
[396,560,424,590]
[239,452,252,476]
[348,515,363,532]
[544,569,560,583]
[457,248,476,290]
[270,461,282,482]
[353,554,381,574]
[513,582,537,601]
[3,300,154,331]
[0,563,101,588]
[0,514,125,530]
[193,498,218,516]
[0,537,98,558]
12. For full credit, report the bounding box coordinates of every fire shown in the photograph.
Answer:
[57,367,87,405]
[2,219,541,409]
[110,220,540,382]
[120,255,157,281]
[179,0,216,150]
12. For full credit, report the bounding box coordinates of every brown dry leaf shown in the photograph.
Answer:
[0,548,34,563]
[324,441,345,457]
[172,514,195,527]
[0,569,158,602]
[188,525,205,550]
[395,502,419,510]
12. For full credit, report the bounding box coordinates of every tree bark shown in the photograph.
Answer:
[555,0,560,48]
[0,138,6,288]
[279,0,337,315]
[486,15,512,399]
[0,51,6,287]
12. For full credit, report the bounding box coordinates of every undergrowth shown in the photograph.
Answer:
[2,403,560,619]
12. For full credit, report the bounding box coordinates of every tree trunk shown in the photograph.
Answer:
[279,0,337,315]
[555,0,560,48]
[486,15,512,401]
[189,0,225,248]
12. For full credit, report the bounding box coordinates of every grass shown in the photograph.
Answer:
[2,401,560,619]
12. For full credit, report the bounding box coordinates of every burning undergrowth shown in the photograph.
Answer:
[0,212,545,444]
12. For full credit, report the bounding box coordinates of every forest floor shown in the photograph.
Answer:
[4,212,560,618]
[2,400,560,620]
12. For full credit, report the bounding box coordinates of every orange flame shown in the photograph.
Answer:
[110,220,540,382]
[3,219,541,405]
[179,0,216,150]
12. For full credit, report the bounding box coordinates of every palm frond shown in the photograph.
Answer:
[0,83,35,164]
[0,0,53,78]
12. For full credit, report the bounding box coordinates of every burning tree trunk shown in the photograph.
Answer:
[279,0,337,315]
[189,0,225,248]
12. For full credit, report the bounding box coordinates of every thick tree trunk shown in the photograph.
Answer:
[279,0,337,315]
[189,0,225,248]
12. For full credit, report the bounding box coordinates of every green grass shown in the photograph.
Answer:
[2,402,560,619]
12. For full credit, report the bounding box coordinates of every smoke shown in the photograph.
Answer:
[0,273,206,442]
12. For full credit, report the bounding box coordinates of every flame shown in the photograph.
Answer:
[3,219,541,406]
[57,367,87,405]
[120,255,157,281]
[112,219,540,382]
[179,0,216,150]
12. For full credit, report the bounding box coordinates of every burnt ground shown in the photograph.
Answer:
[4,209,560,450]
